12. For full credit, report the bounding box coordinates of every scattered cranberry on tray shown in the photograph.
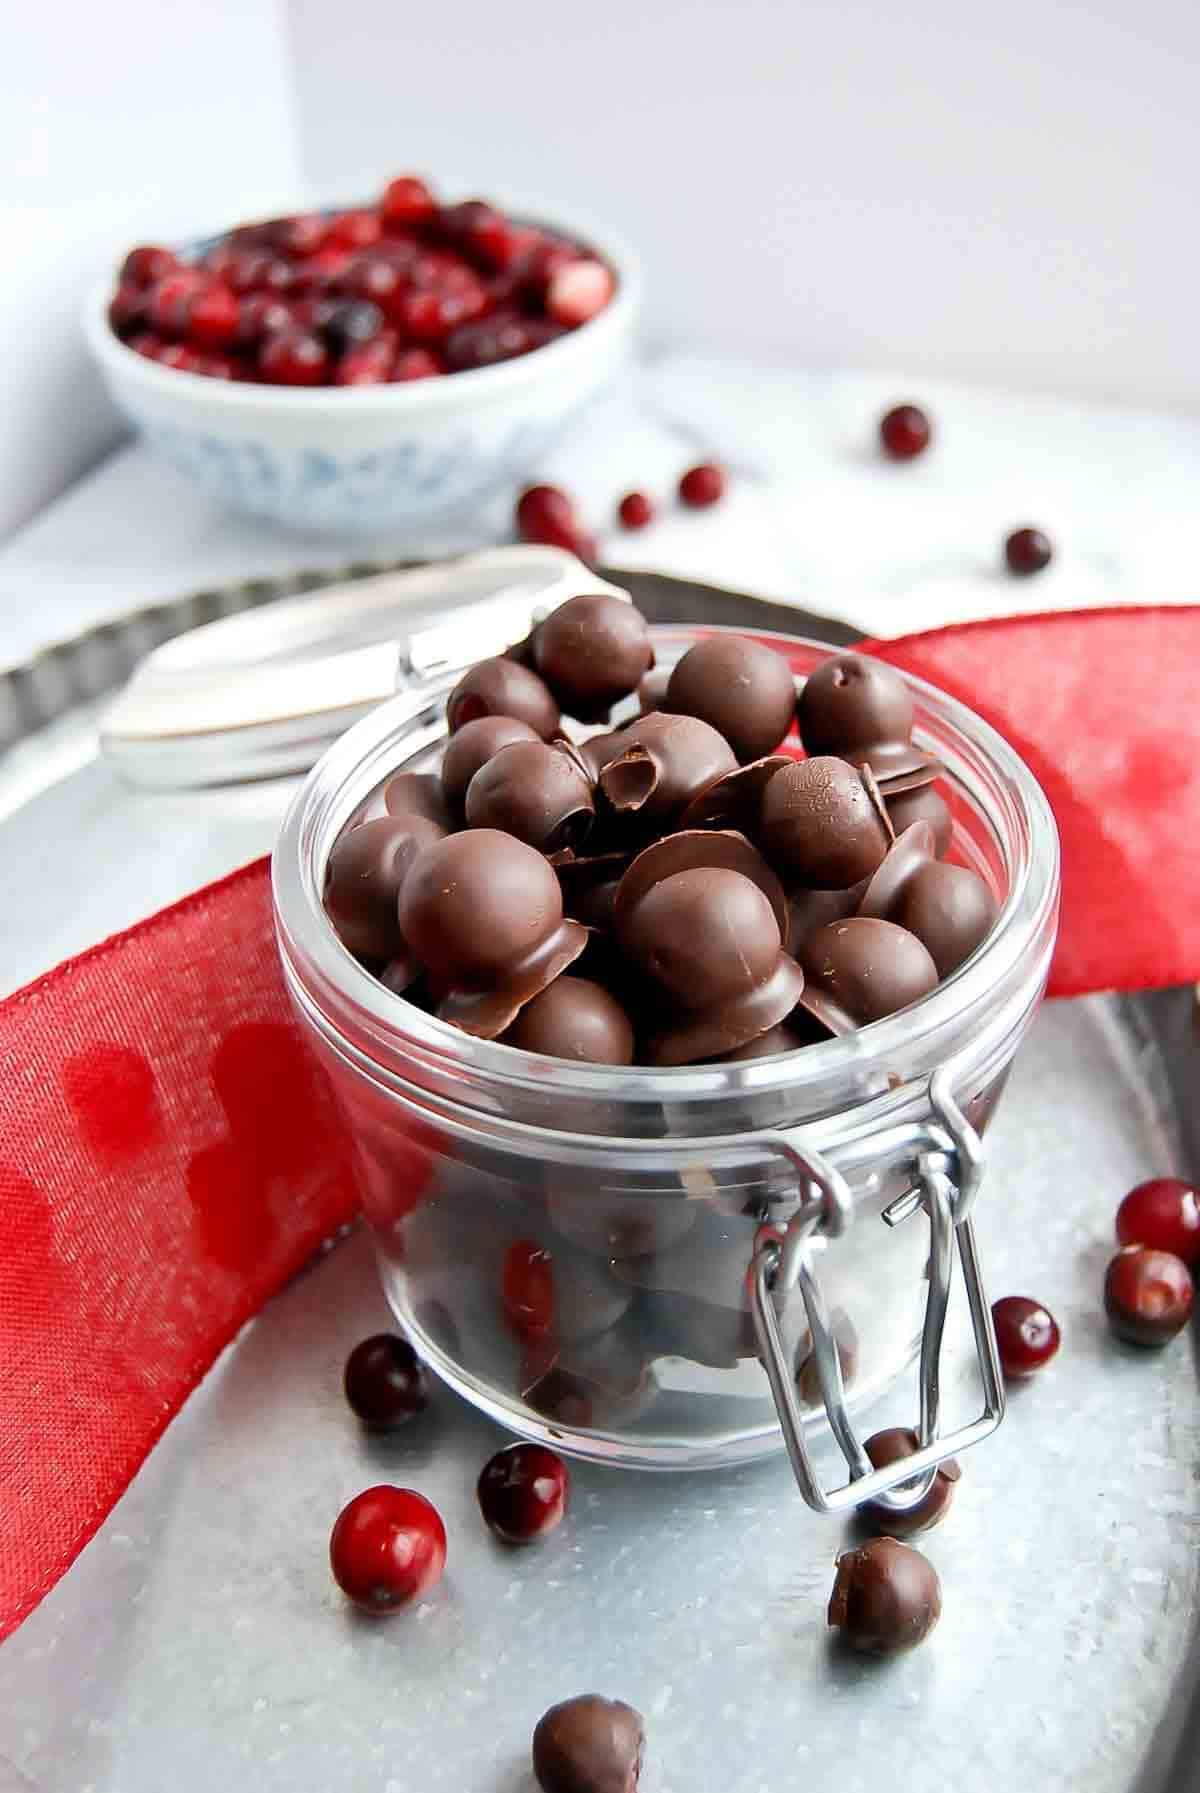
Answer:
[879,403,932,461]
[1004,526,1054,576]
[991,1294,1061,1377]
[478,1442,569,1544]
[677,462,726,508]
[1104,1245,1194,1346]
[329,1485,446,1613]
[1116,1177,1200,1264]
[343,1332,429,1430]
[109,177,616,384]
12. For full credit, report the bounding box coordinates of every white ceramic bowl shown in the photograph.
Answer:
[84,202,639,534]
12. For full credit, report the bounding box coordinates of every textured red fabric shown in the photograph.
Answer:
[0,859,360,1640]
[3,603,1200,1640]
[861,606,1200,996]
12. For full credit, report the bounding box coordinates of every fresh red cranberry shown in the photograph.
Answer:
[109,284,148,337]
[344,1332,428,1429]
[381,175,437,230]
[880,403,932,460]
[477,1443,568,1545]
[319,299,385,355]
[185,281,240,349]
[401,283,487,345]
[148,269,206,336]
[444,313,564,371]
[128,331,165,359]
[1117,1178,1200,1264]
[350,256,406,316]
[1004,527,1054,576]
[513,238,578,304]
[678,462,726,508]
[439,199,518,272]
[330,208,385,251]
[155,343,207,374]
[275,212,331,257]
[617,490,655,530]
[502,1240,555,1339]
[991,1295,1061,1376]
[235,292,294,348]
[546,258,615,327]
[259,328,330,385]
[1105,1246,1194,1346]
[120,245,178,287]
[392,348,444,381]
[334,337,398,385]
[226,250,296,295]
[197,354,240,380]
[329,1485,446,1612]
[517,483,576,545]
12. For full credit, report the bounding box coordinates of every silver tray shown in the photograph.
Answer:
[0,569,1195,1793]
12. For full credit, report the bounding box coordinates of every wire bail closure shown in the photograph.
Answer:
[750,1070,1005,1515]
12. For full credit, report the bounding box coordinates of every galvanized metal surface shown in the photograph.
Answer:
[0,572,1194,1793]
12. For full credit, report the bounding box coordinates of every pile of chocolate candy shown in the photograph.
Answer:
[323,593,997,1063]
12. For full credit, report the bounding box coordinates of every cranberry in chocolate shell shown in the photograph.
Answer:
[357,769,452,831]
[465,739,595,854]
[797,652,914,760]
[786,881,868,957]
[533,593,654,721]
[618,865,805,1064]
[828,1535,942,1655]
[575,729,627,781]
[598,712,737,824]
[324,814,443,963]
[859,1427,961,1536]
[887,778,952,857]
[441,714,540,813]
[502,976,634,1065]
[679,754,790,832]
[893,860,997,978]
[533,1695,645,1793]
[398,829,587,1037]
[446,654,561,738]
[758,757,893,889]
[800,916,938,1027]
[614,829,789,940]
[665,635,796,764]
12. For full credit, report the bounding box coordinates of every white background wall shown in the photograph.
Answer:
[287,0,1200,408]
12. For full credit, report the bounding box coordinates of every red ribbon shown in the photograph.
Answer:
[2,605,1197,1637]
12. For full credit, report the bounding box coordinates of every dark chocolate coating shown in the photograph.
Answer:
[533,594,654,720]
[399,830,587,1037]
[797,653,914,759]
[886,781,952,857]
[800,917,939,1026]
[866,748,946,793]
[532,1696,645,1793]
[575,730,627,780]
[465,739,595,854]
[357,769,452,831]
[665,636,796,763]
[859,1428,961,1537]
[828,1536,942,1655]
[621,868,782,1010]
[787,882,868,956]
[758,757,892,889]
[598,712,737,823]
[324,815,443,962]
[440,715,540,813]
[679,754,791,831]
[502,977,635,1065]
[893,860,997,978]
[446,655,561,738]
[613,830,789,941]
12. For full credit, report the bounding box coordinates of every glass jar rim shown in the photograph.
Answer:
[272,624,1060,1121]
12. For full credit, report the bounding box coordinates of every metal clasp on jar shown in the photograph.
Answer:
[748,1067,1005,1515]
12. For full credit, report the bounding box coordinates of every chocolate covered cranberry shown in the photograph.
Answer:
[446,656,561,738]
[599,713,736,823]
[502,976,635,1064]
[441,715,540,813]
[797,653,914,762]
[324,815,443,961]
[343,1333,428,1429]
[665,636,795,763]
[477,1442,568,1544]
[1116,1179,1200,1264]
[828,1536,941,1654]
[329,1485,446,1612]
[886,780,952,857]
[860,1428,960,1536]
[534,595,654,720]
[465,739,594,853]
[533,1694,645,1793]
[800,917,938,1027]
[759,758,892,889]
[1104,1246,1193,1346]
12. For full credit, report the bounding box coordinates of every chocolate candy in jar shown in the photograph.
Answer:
[355,769,452,831]
[502,976,635,1066]
[502,1235,633,1345]
[533,593,655,722]
[619,1211,762,1369]
[323,814,444,966]
[859,822,997,977]
[399,829,588,1037]
[679,754,791,832]
[665,636,796,763]
[636,665,670,715]
[465,739,595,854]
[800,916,939,1028]
[441,715,540,815]
[598,712,737,825]
[522,1324,658,1429]
[758,757,893,889]
[445,654,561,738]
[612,829,789,941]
[786,881,869,957]
[885,775,953,859]
[797,652,913,764]
[574,728,628,781]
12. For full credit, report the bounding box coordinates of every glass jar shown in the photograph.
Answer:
[273,625,1059,1499]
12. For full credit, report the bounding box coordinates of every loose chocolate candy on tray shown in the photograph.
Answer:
[324,814,444,964]
[533,593,655,721]
[446,654,561,738]
[598,712,737,823]
[758,757,893,889]
[665,635,796,763]
[502,976,635,1064]
[399,829,588,1036]
[800,917,939,1027]
[797,652,914,761]
[465,739,595,854]
[532,1695,646,1793]
[441,714,540,813]
[828,1535,942,1655]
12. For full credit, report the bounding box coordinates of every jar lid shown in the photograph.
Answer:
[100,546,627,788]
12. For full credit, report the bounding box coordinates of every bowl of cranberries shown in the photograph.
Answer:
[86,176,637,532]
